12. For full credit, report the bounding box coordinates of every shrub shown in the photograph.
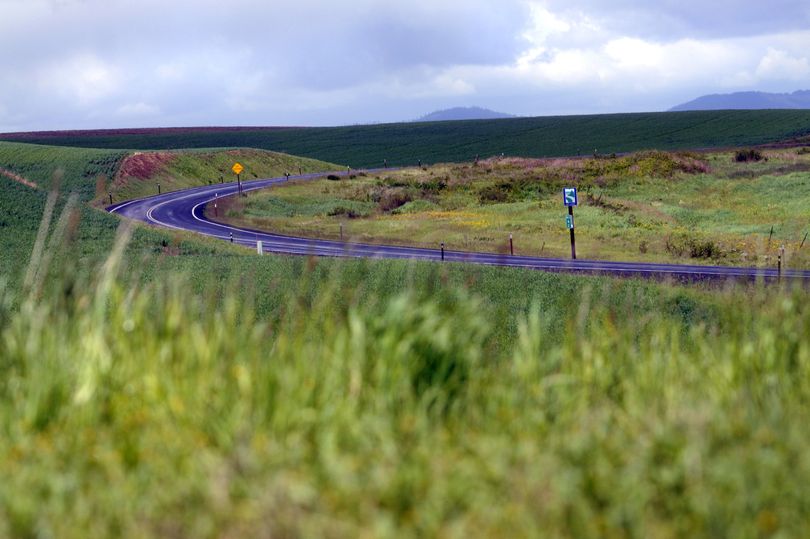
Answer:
[478,182,510,203]
[326,174,340,181]
[381,176,410,188]
[327,206,361,218]
[392,200,441,214]
[417,178,447,193]
[688,238,723,259]
[665,233,725,259]
[734,149,764,162]
[585,192,624,213]
[378,190,412,212]
[797,147,810,155]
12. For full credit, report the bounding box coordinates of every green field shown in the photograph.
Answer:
[216,148,810,269]
[4,110,810,168]
[3,140,810,537]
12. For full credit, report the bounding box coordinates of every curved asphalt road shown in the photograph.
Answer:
[108,171,810,282]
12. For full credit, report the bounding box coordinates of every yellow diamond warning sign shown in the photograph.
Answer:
[232,162,244,175]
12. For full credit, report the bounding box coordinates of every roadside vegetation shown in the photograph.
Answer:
[218,148,810,268]
[4,109,810,168]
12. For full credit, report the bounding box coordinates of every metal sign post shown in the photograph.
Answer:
[563,187,578,260]
[232,162,244,196]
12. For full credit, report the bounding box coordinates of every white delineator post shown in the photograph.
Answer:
[257,240,263,255]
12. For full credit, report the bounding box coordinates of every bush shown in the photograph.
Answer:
[327,206,361,218]
[688,238,722,259]
[381,176,410,188]
[734,149,765,162]
[665,233,725,259]
[478,182,510,203]
[392,200,441,214]
[417,178,447,193]
[797,147,810,155]
[378,190,412,212]
[326,174,340,181]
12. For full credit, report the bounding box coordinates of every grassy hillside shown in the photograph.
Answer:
[0,141,126,201]
[0,141,339,206]
[2,236,810,537]
[107,148,340,204]
[215,148,810,268]
[3,110,810,168]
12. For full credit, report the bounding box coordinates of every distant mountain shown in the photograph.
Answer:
[415,106,515,122]
[670,90,810,111]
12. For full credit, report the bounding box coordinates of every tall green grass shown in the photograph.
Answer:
[2,201,810,537]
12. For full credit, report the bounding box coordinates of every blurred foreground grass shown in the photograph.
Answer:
[2,202,810,538]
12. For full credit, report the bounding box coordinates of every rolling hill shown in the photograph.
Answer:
[671,90,810,111]
[2,110,810,168]
[415,106,514,122]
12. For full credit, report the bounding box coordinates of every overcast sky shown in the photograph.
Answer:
[1,0,809,131]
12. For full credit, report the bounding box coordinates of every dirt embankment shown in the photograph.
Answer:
[116,152,175,180]
[0,166,37,188]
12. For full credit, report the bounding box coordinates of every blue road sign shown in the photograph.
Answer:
[566,215,574,229]
[563,187,578,206]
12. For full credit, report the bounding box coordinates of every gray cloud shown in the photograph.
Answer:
[541,0,810,40]
[0,0,808,131]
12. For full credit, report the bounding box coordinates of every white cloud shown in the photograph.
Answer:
[36,54,121,104]
[115,102,159,117]
[755,48,810,80]
[429,74,476,96]
[604,38,663,69]
[448,27,810,91]
[522,4,571,47]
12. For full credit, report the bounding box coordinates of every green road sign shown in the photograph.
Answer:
[566,215,574,229]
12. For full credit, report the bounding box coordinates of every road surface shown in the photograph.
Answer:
[108,171,810,282]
